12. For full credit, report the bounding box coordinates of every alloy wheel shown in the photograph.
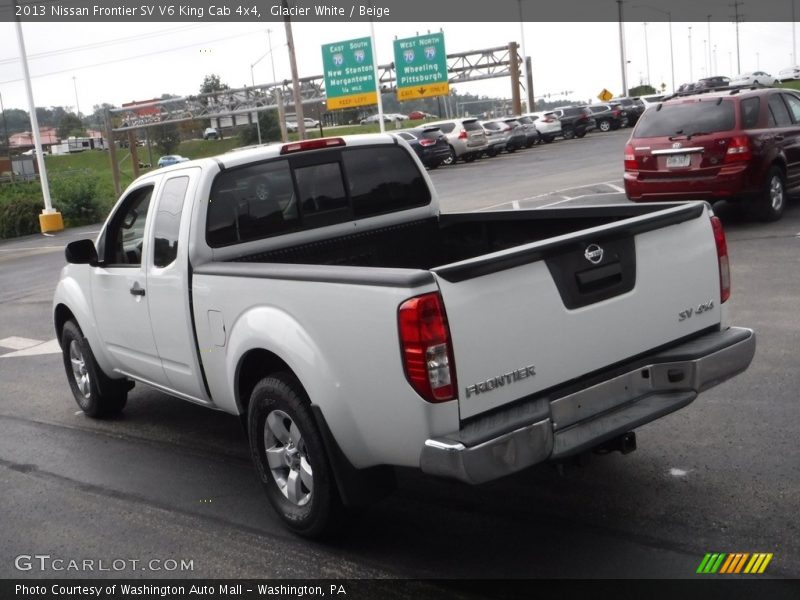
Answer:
[264,409,313,506]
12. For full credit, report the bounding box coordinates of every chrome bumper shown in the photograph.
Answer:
[420,327,756,484]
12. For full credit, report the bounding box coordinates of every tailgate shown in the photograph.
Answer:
[432,203,723,420]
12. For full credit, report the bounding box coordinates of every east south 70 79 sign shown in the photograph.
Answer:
[393,32,449,101]
[321,37,377,110]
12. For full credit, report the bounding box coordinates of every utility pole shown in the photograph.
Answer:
[268,29,288,142]
[282,0,305,139]
[517,0,534,112]
[72,76,80,117]
[688,26,693,82]
[617,0,628,97]
[643,22,650,86]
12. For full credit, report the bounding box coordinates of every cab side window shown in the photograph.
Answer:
[153,176,189,268]
[104,186,154,266]
[781,93,800,123]
[767,94,792,127]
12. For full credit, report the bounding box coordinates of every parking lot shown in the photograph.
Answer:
[0,128,798,581]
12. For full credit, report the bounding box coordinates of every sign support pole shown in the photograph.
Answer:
[369,18,385,134]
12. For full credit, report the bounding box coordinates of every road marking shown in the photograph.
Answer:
[537,196,576,208]
[669,468,690,477]
[606,183,625,193]
[511,200,520,210]
[0,338,61,358]
[0,246,64,252]
[0,336,44,350]
[478,179,625,211]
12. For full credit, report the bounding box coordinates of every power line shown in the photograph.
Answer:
[0,24,209,66]
[0,29,265,86]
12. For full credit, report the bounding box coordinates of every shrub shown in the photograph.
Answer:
[0,197,42,238]
[51,172,101,226]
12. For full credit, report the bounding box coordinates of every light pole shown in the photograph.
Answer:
[643,22,651,86]
[250,29,287,145]
[707,15,712,75]
[793,0,797,65]
[633,5,674,92]
[688,26,693,82]
[72,76,80,118]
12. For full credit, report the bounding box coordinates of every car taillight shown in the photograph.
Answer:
[458,129,468,139]
[419,138,436,147]
[710,215,731,303]
[398,292,457,403]
[724,135,752,163]
[624,143,638,171]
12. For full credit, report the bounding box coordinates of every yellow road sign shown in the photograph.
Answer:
[598,88,614,102]
[397,82,450,101]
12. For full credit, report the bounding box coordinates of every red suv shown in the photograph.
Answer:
[624,87,800,221]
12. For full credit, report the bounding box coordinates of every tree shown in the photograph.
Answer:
[153,123,181,154]
[200,74,228,95]
[628,84,657,97]
[58,113,85,139]
[239,110,281,145]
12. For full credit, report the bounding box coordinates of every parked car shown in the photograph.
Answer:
[203,127,219,140]
[640,94,666,107]
[394,126,451,168]
[483,118,528,151]
[425,117,489,164]
[779,65,800,81]
[695,76,731,91]
[513,115,540,147]
[408,110,437,120]
[612,97,646,125]
[730,71,780,87]
[552,106,595,138]
[157,155,189,168]
[525,111,562,143]
[481,121,509,157]
[286,118,320,132]
[624,87,800,221]
[588,104,627,132]
[360,113,406,125]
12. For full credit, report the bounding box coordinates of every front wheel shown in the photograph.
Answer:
[441,146,456,166]
[751,166,786,221]
[248,374,343,538]
[61,320,128,418]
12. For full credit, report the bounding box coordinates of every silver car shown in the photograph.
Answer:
[425,118,489,164]
[524,111,563,143]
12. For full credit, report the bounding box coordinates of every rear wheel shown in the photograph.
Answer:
[248,373,343,538]
[441,146,456,166]
[563,127,575,140]
[542,135,554,144]
[61,320,128,418]
[598,120,611,132]
[751,166,786,221]
[576,130,587,138]
[464,153,477,162]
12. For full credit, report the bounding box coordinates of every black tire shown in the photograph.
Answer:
[441,146,456,166]
[61,320,128,418]
[598,119,611,132]
[248,373,343,538]
[562,127,575,140]
[463,153,477,162]
[486,147,498,158]
[576,131,587,138]
[542,135,554,144]
[751,166,786,222]
[427,161,440,170]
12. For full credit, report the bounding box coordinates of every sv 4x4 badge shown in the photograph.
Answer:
[679,300,715,322]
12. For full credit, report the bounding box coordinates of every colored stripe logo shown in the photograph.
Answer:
[697,553,773,574]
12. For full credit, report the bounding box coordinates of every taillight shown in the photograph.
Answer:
[624,143,638,171]
[280,137,345,154]
[419,138,435,147]
[398,292,457,402]
[724,135,752,163]
[458,129,468,139]
[710,216,731,303]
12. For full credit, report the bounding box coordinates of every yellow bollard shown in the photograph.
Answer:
[39,209,64,233]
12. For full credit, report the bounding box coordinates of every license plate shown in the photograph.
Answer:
[666,154,691,168]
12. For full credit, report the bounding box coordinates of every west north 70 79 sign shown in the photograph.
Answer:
[393,32,449,101]
[321,37,377,110]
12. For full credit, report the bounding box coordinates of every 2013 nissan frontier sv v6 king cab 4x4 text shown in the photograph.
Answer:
[54,134,755,537]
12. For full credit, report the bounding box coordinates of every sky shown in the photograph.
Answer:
[0,19,796,116]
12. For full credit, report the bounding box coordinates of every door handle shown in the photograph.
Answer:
[774,135,784,141]
[129,283,146,297]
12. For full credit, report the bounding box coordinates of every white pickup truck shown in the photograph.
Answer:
[54,134,755,537]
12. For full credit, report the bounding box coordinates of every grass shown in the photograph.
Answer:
[778,80,800,91]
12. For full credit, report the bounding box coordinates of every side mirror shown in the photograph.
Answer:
[65,239,98,266]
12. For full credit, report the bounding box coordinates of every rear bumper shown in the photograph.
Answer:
[420,327,755,484]
[624,164,760,201]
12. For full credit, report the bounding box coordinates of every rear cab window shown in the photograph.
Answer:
[767,94,793,127]
[206,145,430,247]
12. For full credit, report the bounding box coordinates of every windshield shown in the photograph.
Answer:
[634,100,736,138]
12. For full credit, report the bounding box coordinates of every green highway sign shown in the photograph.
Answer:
[321,37,377,110]
[393,32,449,101]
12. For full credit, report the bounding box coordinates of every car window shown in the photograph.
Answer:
[463,120,483,131]
[740,97,761,129]
[397,132,415,141]
[437,123,455,133]
[344,146,430,218]
[634,100,735,137]
[104,186,154,266]
[152,176,189,268]
[767,94,792,127]
[780,93,800,123]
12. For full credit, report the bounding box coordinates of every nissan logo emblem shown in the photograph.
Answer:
[584,244,604,264]
[672,142,682,149]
